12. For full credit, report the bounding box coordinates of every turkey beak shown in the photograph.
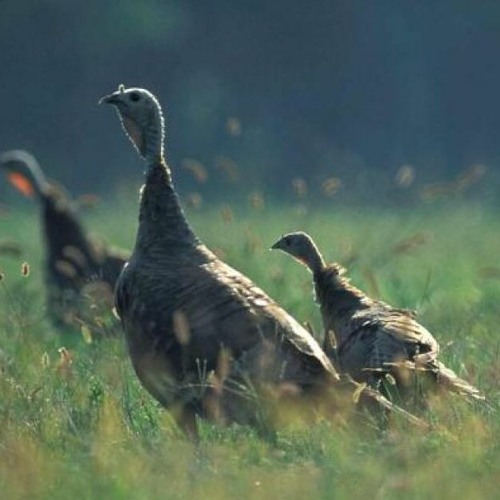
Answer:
[99,93,121,105]
[270,240,283,251]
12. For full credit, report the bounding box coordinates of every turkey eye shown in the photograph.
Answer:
[129,92,141,102]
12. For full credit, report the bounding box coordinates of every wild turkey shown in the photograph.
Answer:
[0,150,128,330]
[100,85,425,438]
[271,231,484,402]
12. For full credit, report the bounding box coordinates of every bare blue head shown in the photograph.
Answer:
[271,231,326,273]
[100,85,165,164]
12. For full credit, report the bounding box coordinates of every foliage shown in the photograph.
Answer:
[0,199,499,499]
[3,2,500,195]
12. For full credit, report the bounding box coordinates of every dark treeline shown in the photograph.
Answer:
[1,1,500,199]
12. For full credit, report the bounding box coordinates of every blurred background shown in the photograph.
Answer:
[1,1,499,204]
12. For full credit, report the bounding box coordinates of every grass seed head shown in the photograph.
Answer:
[81,325,93,344]
[56,347,73,378]
[226,116,242,137]
[249,191,265,211]
[181,158,208,183]
[215,155,240,182]
[220,205,234,223]
[395,164,415,187]
[77,193,101,208]
[21,262,30,277]
[322,177,342,197]
[292,177,308,198]
[173,310,190,345]
[186,192,203,209]
[41,352,50,368]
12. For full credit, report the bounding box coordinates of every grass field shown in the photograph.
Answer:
[0,194,499,499]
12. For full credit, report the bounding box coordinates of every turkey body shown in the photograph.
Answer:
[315,266,437,383]
[272,232,484,402]
[1,150,128,329]
[42,189,128,327]
[115,165,335,430]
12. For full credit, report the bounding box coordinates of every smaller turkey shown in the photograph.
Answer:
[0,150,128,331]
[271,231,484,402]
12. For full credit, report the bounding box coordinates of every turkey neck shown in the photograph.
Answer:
[135,160,199,252]
[305,249,325,275]
[315,265,369,315]
[29,167,50,199]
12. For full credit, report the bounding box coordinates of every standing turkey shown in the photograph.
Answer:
[271,231,484,402]
[101,85,425,439]
[0,150,128,331]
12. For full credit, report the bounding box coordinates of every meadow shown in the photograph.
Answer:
[0,191,499,499]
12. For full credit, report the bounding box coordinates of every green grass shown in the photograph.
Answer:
[1,195,499,499]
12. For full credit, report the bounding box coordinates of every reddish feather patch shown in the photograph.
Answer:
[7,172,34,197]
